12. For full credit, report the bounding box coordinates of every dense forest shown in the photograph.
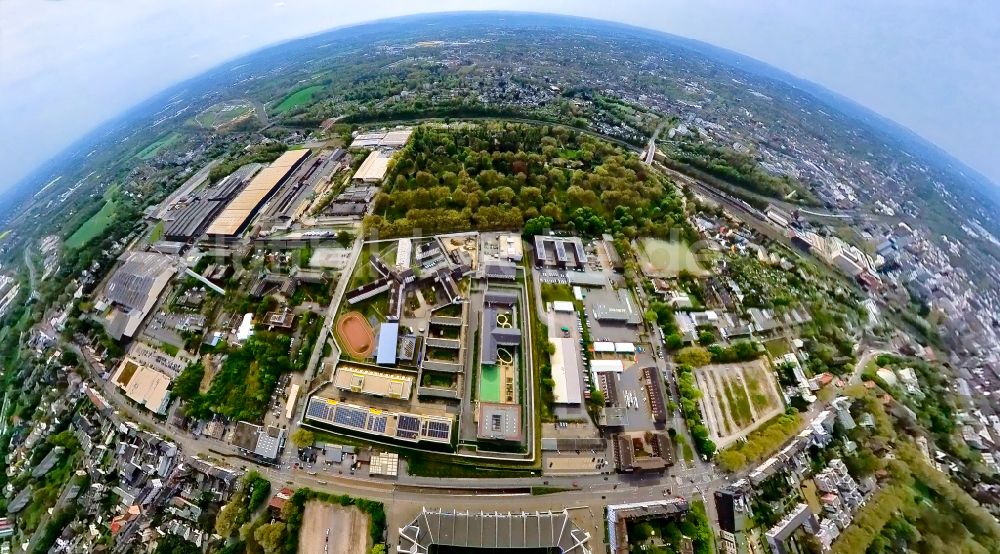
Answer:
[363,123,695,240]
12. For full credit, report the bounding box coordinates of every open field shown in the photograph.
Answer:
[297,500,369,554]
[136,132,181,160]
[336,311,375,358]
[275,85,325,114]
[636,237,708,277]
[65,198,118,249]
[695,358,783,448]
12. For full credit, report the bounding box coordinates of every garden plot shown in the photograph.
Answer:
[694,358,783,448]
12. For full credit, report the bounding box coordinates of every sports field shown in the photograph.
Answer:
[479,364,501,403]
[335,311,375,358]
[636,237,708,277]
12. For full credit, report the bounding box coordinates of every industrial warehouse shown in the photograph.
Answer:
[160,163,262,242]
[205,148,310,239]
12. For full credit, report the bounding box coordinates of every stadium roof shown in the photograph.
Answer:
[398,508,592,554]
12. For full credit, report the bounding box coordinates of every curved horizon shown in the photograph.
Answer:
[5,7,999,200]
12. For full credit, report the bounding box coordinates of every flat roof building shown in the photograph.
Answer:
[396,238,413,270]
[381,129,413,147]
[477,402,523,442]
[231,421,286,462]
[111,358,172,415]
[305,396,453,445]
[590,359,625,373]
[353,150,392,182]
[369,451,400,477]
[552,301,575,313]
[592,290,642,325]
[350,128,412,149]
[376,322,399,365]
[333,366,413,400]
[549,337,583,404]
[497,234,524,261]
[533,235,587,270]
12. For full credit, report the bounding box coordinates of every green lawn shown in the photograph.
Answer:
[763,338,789,357]
[65,198,118,249]
[136,132,181,160]
[540,283,574,303]
[195,111,217,127]
[480,364,501,403]
[274,85,325,114]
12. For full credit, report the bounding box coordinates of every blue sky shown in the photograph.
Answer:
[2,0,998,189]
